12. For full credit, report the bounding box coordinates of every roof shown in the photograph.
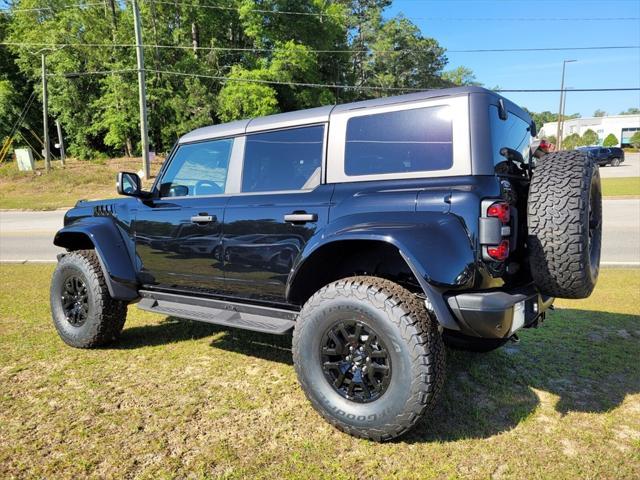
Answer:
[178,86,510,143]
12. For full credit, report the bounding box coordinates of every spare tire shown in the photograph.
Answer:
[527,150,602,299]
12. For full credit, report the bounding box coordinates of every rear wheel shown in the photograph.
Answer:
[292,276,445,441]
[50,250,127,348]
[528,151,602,298]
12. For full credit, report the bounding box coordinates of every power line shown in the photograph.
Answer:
[4,41,640,55]
[4,1,638,22]
[141,69,640,93]
[1,2,105,13]
[47,68,138,77]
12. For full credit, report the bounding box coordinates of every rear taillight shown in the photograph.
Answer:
[487,239,510,261]
[487,201,510,224]
[480,199,514,263]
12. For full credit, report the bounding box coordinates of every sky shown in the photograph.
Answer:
[387,0,640,117]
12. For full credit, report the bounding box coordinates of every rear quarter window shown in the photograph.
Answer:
[344,106,453,176]
[489,105,532,166]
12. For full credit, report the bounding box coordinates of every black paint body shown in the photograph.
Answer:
[54,87,551,338]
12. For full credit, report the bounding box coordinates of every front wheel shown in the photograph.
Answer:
[292,276,445,441]
[50,250,127,348]
[610,157,621,167]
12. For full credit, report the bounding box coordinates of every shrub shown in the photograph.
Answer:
[603,134,619,147]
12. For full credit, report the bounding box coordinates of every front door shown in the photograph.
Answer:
[133,138,234,294]
[222,124,332,304]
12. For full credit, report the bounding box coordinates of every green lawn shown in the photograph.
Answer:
[0,157,162,210]
[1,265,639,479]
[602,177,640,197]
[2,157,638,209]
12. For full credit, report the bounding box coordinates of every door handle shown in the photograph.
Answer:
[191,214,216,224]
[284,212,318,224]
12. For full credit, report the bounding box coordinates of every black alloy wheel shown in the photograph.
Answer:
[61,275,89,327]
[320,320,391,403]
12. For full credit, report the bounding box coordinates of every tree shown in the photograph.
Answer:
[3,0,452,157]
[581,129,598,146]
[546,135,557,145]
[562,133,581,150]
[593,109,606,117]
[603,133,618,147]
[630,131,640,149]
[620,108,640,115]
[442,66,482,86]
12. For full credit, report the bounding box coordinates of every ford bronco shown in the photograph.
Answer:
[50,86,602,441]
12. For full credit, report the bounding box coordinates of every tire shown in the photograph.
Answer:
[292,276,445,441]
[50,250,127,348]
[610,158,621,167]
[442,330,509,353]
[528,151,602,299]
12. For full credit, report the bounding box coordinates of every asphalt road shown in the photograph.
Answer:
[599,152,640,178]
[1,200,638,265]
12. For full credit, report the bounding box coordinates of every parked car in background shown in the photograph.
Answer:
[577,146,625,166]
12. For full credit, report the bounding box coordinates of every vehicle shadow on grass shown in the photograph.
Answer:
[402,308,640,443]
[115,309,639,443]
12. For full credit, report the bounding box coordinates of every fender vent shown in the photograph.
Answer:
[93,204,115,217]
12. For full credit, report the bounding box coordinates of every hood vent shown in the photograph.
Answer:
[93,204,115,217]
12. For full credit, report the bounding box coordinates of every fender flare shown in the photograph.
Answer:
[53,217,139,301]
[287,211,477,331]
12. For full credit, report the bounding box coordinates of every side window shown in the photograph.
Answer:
[241,125,324,193]
[159,138,233,197]
[344,106,453,176]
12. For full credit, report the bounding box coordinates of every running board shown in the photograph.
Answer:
[137,290,297,335]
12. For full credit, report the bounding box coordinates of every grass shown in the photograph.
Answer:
[1,266,639,478]
[0,157,163,210]
[602,177,640,198]
[1,156,638,209]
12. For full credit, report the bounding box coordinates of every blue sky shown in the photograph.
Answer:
[387,0,640,117]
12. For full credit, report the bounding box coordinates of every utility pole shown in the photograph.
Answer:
[55,119,65,165]
[132,0,150,179]
[556,59,576,150]
[41,53,51,172]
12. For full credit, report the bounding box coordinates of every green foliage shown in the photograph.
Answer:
[593,109,606,117]
[2,0,459,157]
[546,135,557,145]
[442,66,482,86]
[562,133,581,150]
[630,131,640,148]
[581,129,598,146]
[603,133,618,147]
[620,107,640,115]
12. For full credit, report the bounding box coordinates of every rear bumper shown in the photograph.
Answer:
[446,285,554,338]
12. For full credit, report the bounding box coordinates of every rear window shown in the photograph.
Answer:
[344,106,453,176]
[490,105,531,166]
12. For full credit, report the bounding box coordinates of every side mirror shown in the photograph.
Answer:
[117,171,141,196]
[530,120,537,137]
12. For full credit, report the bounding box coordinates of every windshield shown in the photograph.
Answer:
[489,105,532,167]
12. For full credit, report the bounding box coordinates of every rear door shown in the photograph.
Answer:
[133,138,236,293]
[222,124,332,304]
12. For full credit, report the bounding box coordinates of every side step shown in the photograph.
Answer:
[137,290,297,335]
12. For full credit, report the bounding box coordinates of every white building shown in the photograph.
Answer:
[540,114,640,147]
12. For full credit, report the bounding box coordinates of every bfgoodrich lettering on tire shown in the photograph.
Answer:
[50,250,127,348]
[292,276,445,441]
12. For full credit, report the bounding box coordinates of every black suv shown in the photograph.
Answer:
[50,86,602,441]
[578,146,625,166]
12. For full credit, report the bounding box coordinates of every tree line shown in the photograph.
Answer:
[1,0,473,160]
